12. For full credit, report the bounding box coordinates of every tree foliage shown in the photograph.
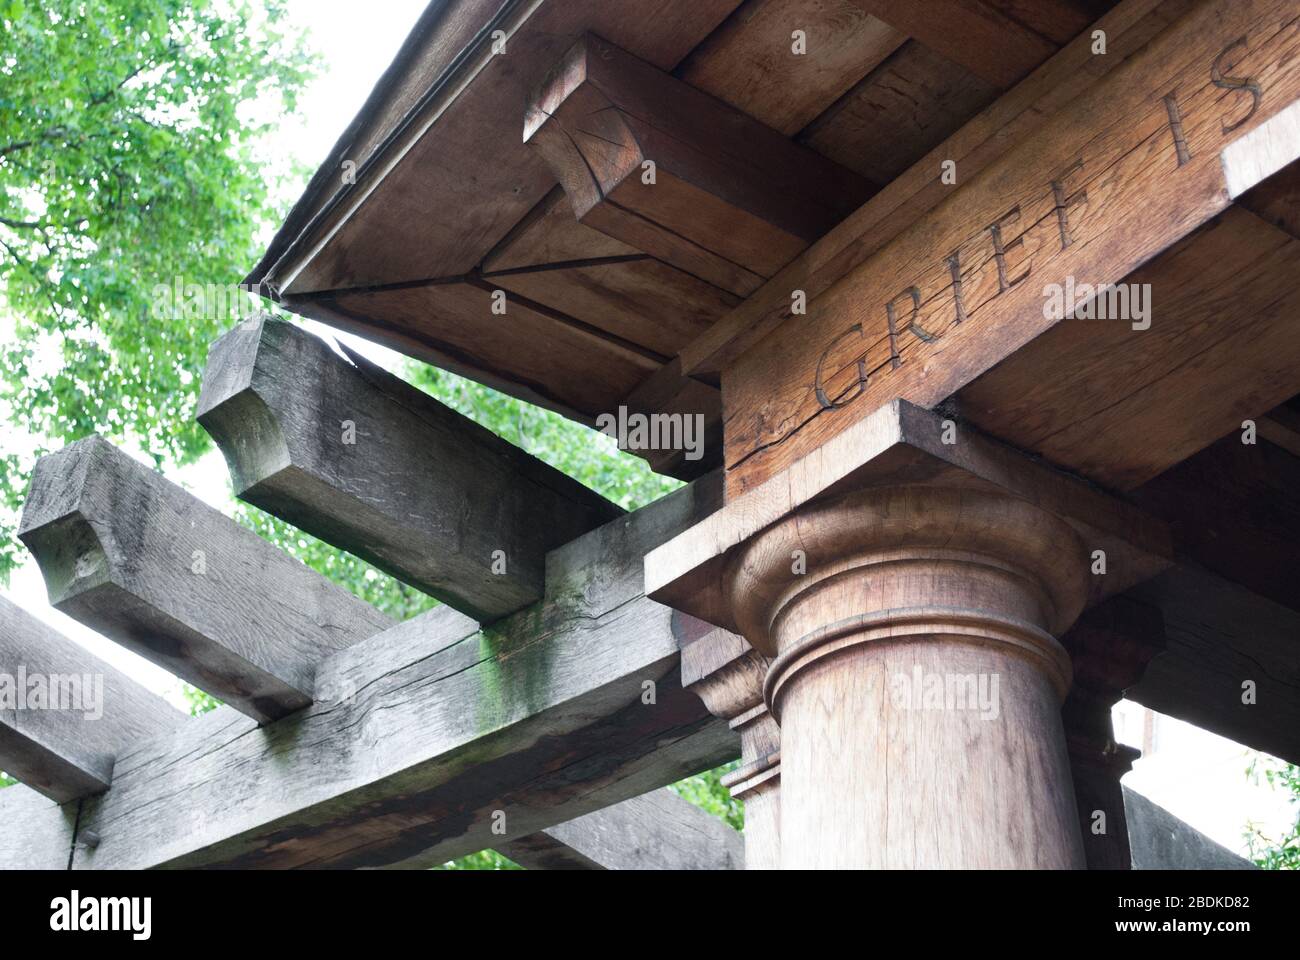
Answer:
[0,0,312,580]
[1245,757,1300,869]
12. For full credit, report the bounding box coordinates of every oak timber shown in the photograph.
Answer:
[647,400,1171,631]
[960,204,1300,490]
[498,788,743,870]
[0,596,184,802]
[18,437,392,723]
[679,0,1191,379]
[308,281,658,423]
[747,486,1087,867]
[799,40,998,186]
[524,34,871,296]
[723,0,1300,496]
[270,0,743,295]
[846,0,1058,89]
[197,316,622,622]
[722,0,1300,494]
[10,476,737,869]
[0,785,75,869]
[1127,565,1300,766]
[675,0,906,136]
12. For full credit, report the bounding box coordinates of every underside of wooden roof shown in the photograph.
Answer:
[252,0,1119,475]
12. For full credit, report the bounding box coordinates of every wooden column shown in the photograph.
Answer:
[679,622,780,869]
[729,486,1088,869]
[648,402,1173,869]
[1061,597,1166,869]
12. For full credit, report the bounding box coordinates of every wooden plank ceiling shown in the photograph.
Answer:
[254,0,1112,468]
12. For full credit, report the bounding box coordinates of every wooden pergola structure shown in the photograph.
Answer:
[4,0,1299,869]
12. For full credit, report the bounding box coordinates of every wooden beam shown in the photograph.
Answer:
[7,475,738,869]
[846,0,1059,90]
[677,0,1185,377]
[1257,402,1300,456]
[1129,431,1300,614]
[524,33,871,297]
[197,316,622,622]
[497,788,743,869]
[18,437,392,723]
[959,204,1300,490]
[0,596,183,802]
[798,40,999,186]
[1127,564,1300,766]
[0,784,76,869]
[271,0,742,295]
[716,0,1300,496]
[674,0,907,136]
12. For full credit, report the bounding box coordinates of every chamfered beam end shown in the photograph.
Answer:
[0,595,184,802]
[18,435,391,724]
[197,315,623,623]
[524,33,872,294]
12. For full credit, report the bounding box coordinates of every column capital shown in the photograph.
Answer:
[727,485,1088,719]
[647,401,1173,869]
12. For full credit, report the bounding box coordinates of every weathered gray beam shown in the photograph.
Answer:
[18,437,392,723]
[0,784,76,869]
[1127,564,1300,766]
[0,596,184,802]
[1123,787,1256,870]
[196,316,623,623]
[497,787,743,870]
[5,474,736,869]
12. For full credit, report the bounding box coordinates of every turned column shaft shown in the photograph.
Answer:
[730,486,1092,869]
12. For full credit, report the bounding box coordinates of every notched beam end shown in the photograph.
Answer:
[18,434,386,725]
[197,314,622,624]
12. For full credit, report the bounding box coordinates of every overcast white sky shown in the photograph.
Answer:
[0,0,1292,858]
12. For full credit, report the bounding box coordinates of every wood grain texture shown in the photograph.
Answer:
[960,205,1300,490]
[525,33,871,293]
[723,0,1300,496]
[648,400,1171,632]
[18,437,392,723]
[10,476,737,869]
[487,259,736,359]
[799,40,998,185]
[675,0,907,135]
[846,0,1059,89]
[0,784,76,869]
[679,0,1190,378]
[276,0,743,294]
[197,316,622,622]
[734,486,1087,868]
[315,280,658,421]
[0,596,184,802]
[1127,564,1300,766]
[499,788,744,869]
